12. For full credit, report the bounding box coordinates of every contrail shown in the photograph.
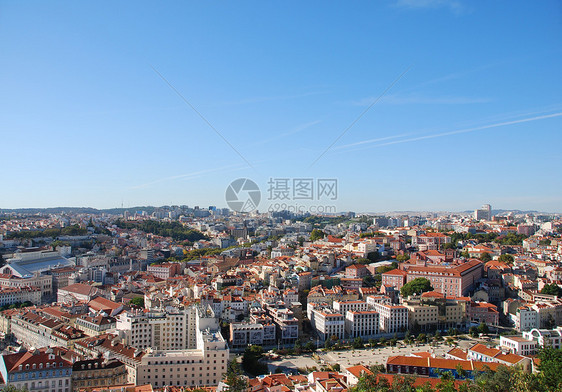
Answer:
[130,163,248,189]
[338,111,562,153]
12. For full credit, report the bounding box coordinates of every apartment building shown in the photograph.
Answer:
[0,348,73,392]
[333,300,368,314]
[146,263,181,279]
[381,269,407,290]
[135,308,229,388]
[116,307,198,351]
[345,310,379,339]
[0,286,41,306]
[229,323,266,349]
[311,309,345,341]
[522,327,562,350]
[403,303,439,330]
[71,358,128,392]
[371,302,408,334]
[0,272,53,302]
[405,259,483,297]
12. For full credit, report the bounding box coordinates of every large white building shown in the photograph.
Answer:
[135,306,228,388]
[116,307,198,350]
[371,302,408,334]
[345,310,379,339]
[311,308,345,341]
[77,305,228,388]
[474,204,492,221]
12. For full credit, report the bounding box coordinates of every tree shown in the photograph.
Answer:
[130,296,145,308]
[1,387,29,392]
[310,229,325,242]
[538,347,562,391]
[400,278,433,297]
[225,360,248,392]
[477,322,490,335]
[545,314,556,330]
[541,283,562,297]
[304,341,316,352]
[498,254,514,264]
[352,336,364,349]
[396,254,410,262]
[242,345,268,376]
[480,252,492,262]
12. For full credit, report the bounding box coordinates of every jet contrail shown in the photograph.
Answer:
[338,111,562,153]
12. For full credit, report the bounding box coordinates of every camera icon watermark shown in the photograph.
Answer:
[225,177,338,213]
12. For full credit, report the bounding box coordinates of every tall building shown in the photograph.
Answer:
[474,204,492,221]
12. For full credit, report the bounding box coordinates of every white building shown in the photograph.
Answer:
[333,300,368,314]
[312,309,345,341]
[522,327,562,350]
[371,302,408,334]
[499,335,538,356]
[345,310,379,339]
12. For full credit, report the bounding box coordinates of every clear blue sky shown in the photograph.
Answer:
[1,1,561,212]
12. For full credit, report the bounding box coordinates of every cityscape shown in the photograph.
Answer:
[1,2,562,392]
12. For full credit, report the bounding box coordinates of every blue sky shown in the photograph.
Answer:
[1,1,561,212]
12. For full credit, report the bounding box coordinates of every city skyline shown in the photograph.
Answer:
[1,1,561,211]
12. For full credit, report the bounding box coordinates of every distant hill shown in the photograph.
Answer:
[0,206,161,216]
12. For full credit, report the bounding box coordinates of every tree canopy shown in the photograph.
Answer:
[310,229,325,242]
[498,254,514,263]
[115,219,208,242]
[400,278,433,297]
[541,283,562,297]
[480,252,492,262]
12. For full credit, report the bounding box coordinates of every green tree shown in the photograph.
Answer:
[130,296,145,308]
[541,283,562,297]
[538,347,562,391]
[480,252,492,262]
[498,254,515,263]
[310,229,325,242]
[225,360,248,392]
[477,322,490,335]
[400,278,433,297]
[242,345,268,376]
[352,336,364,349]
[396,254,410,262]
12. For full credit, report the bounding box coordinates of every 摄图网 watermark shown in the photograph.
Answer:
[225,177,338,213]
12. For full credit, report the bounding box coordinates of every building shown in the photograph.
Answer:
[522,327,562,350]
[229,323,266,349]
[311,309,345,341]
[333,300,368,314]
[345,310,380,339]
[58,283,102,303]
[386,355,500,380]
[0,272,53,302]
[474,204,492,221]
[411,233,451,251]
[405,259,483,297]
[116,307,198,351]
[345,264,368,279]
[0,286,41,306]
[146,263,181,279]
[499,335,538,356]
[381,269,407,290]
[134,307,229,388]
[371,302,408,334]
[2,250,74,278]
[0,347,73,392]
[71,358,128,392]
